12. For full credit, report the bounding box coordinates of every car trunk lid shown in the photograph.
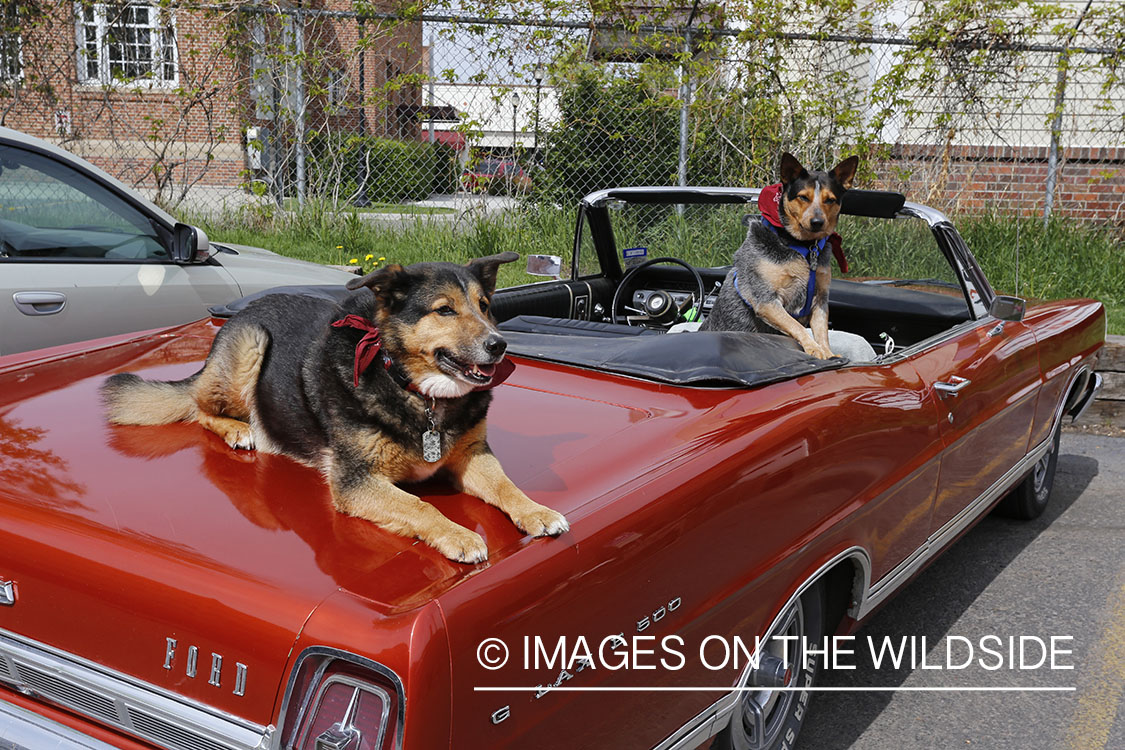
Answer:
[0,324,689,728]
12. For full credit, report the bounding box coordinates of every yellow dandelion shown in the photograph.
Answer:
[365,254,374,261]
[378,257,385,262]
[348,258,358,264]
[336,245,344,250]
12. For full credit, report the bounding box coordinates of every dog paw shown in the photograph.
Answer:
[224,424,255,450]
[431,527,489,564]
[804,342,835,360]
[514,506,570,538]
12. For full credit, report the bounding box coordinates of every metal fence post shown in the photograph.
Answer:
[677,28,692,189]
[1044,0,1093,225]
[294,6,306,208]
[1043,60,1065,224]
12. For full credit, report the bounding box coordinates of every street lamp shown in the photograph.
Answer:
[533,62,545,162]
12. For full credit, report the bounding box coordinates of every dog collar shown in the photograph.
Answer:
[330,315,516,394]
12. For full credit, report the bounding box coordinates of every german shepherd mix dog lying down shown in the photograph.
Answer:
[702,153,858,359]
[101,252,568,564]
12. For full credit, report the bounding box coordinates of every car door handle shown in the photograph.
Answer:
[935,376,971,397]
[13,291,67,316]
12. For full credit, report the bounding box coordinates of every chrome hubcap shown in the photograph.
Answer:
[1033,442,1053,495]
[739,598,806,750]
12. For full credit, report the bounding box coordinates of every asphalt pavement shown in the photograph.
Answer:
[798,431,1125,750]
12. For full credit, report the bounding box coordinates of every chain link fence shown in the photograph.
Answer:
[2,1,1122,224]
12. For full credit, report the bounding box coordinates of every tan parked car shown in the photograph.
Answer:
[0,126,355,356]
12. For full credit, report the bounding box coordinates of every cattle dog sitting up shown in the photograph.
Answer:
[702,153,858,359]
[101,253,568,564]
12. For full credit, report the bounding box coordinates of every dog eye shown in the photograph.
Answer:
[824,196,837,204]
[797,195,810,203]
[435,305,456,316]
[479,299,489,313]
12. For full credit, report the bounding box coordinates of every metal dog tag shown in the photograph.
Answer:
[422,430,442,463]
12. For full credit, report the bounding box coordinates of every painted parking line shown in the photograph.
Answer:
[1066,576,1125,750]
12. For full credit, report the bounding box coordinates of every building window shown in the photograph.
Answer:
[327,68,348,109]
[0,2,21,81]
[76,2,176,86]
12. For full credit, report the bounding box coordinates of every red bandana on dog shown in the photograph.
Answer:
[331,315,389,387]
[330,315,516,392]
[758,184,848,274]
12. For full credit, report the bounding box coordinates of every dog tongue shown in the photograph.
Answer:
[471,358,516,392]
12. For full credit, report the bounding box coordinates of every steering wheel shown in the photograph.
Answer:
[610,256,707,327]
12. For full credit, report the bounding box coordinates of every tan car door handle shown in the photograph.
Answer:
[935,375,971,397]
[13,291,67,316]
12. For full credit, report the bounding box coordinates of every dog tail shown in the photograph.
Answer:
[100,373,198,426]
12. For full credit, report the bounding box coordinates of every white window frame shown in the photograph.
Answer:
[75,2,177,87]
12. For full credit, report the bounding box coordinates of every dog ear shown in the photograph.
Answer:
[779,152,807,185]
[830,155,859,189]
[467,251,519,295]
[346,264,413,309]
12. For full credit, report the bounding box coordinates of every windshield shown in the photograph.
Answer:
[594,197,969,314]
[605,201,750,270]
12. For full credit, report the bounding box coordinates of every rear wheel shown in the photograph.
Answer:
[713,582,825,750]
[995,420,1061,520]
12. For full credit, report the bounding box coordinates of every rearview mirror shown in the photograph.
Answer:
[988,295,1026,322]
[172,223,212,263]
[526,254,562,278]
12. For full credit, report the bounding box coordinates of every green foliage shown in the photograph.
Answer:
[306,134,459,204]
[537,58,681,205]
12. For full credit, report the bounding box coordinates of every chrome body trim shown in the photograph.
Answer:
[652,546,872,750]
[656,360,1095,749]
[0,698,122,750]
[855,436,1050,619]
[0,628,272,750]
[855,363,1092,619]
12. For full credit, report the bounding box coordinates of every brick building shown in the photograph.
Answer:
[0,1,422,209]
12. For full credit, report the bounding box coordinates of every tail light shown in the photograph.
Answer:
[278,648,404,750]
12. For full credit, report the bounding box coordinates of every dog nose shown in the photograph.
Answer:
[809,217,825,231]
[484,334,507,358]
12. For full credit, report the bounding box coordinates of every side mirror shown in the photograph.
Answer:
[171,223,212,263]
[526,254,562,279]
[988,294,1026,322]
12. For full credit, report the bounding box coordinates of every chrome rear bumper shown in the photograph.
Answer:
[1068,371,1102,423]
[0,699,119,750]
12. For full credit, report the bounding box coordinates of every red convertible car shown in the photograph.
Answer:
[0,187,1104,750]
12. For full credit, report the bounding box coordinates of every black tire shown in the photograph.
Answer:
[713,582,825,750]
[995,420,1062,520]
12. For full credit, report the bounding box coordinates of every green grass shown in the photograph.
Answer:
[279,198,455,215]
[960,214,1124,335]
[193,204,1125,334]
[193,203,575,289]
